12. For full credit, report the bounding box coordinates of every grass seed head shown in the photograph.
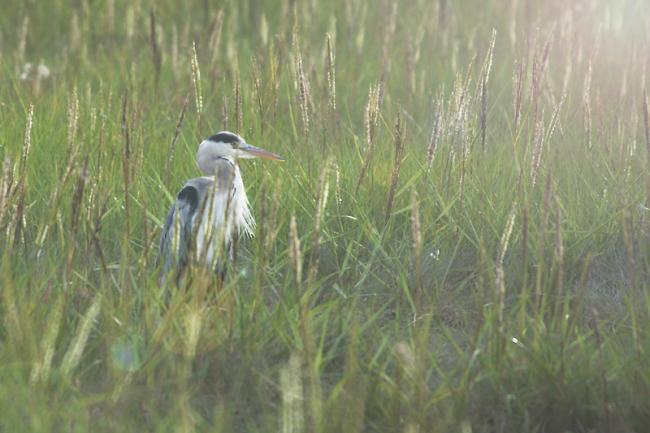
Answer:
[191,41,203,114]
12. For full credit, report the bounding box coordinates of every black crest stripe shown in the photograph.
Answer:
[208,132,240,144]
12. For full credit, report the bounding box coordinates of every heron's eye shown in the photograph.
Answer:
[232,141,241,149]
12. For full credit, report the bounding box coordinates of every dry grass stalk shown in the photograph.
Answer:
[20,105,34,179]
[70,157,89,234]
[479,29,497,153]
[441,78,461,185]
[17,16,29,68]
[67,89,80,159]
[171,25,179,78]
[91,197,109,276]
[221,93,229,130]
[30,294,65,384]
[265,178,282,253]
[583,60,593,149]
[380,3,398,78]
[326,33,336,111]
[617,111,634,177]
[512,59,525,135]
[95,90,110,174]
[252,56,265,132]
[0,158,13,230]
[234,70,243,133]
[457,110,470,199]
[562,37,574,98]
[521,205,529,282]
[149,10,162,90]
[546,94,565,140]
[355,83,381,195]
[438,0,448,28]
[554,202,564,295]
[1,260,23,356]
[427,93,443,170]
[121,93,131,232]
[307,162,330,286]
[88,104,98,138]
[60,294,102,377]
[427,96,443,170]
[106,0,114,33]
[531,95,564,187]
[333,163,342,207]
[530,115,546,188]
[353,4,367,55]
[410,189,422,259]
[622,209,636,280]
[191,41,203,114]
[385,111,405,224]
[479,76,488,153]
[619,67,628,101]
[269,40,281,117]
[70,12,81,53]
[529,30,553,130]
[280,352,304,433]
[450,56,475,154]
[535,171,554,303]
[165,97,188,183]
[496,205,516,328]
[11,104,34,247]
[9,192,24,249]
[184,308,203,363]
[208,10,225,78]
[289,214,303,289]
[495,266,506,329]
[257,183,268,253]
[294,44,311,136]
[125,6,135,43]
[507,0,518,48]
[141,198,153,266]
[260,13,269,46]
[498,206,516,266]
[406,25,424,95]
[410,189,423,312]
[640,90,650,207]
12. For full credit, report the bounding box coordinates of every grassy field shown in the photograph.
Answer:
[1,0,650,431]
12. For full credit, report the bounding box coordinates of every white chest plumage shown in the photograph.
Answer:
[193,165,254,266]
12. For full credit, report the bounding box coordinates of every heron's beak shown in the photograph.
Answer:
[239,144,285,161]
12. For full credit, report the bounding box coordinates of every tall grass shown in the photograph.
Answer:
[1,0,650,432]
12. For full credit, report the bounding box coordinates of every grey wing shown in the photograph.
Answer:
[158,184,200,278]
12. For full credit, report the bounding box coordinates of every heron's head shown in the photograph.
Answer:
[197,131,284,175]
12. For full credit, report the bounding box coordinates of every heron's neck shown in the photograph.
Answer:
[216,156,235,164]
[199,156,236,176]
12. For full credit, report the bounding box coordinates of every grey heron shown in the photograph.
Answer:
[158,131,284,284]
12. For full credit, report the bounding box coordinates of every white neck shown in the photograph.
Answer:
[197,140,236,175]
